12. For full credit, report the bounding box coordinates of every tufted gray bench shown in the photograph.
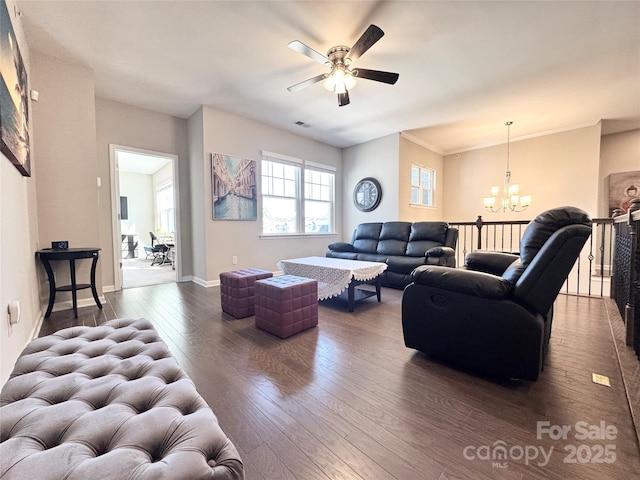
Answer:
[0,318,244,480]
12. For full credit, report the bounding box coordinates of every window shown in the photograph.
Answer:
[304,168,333,233]
[411,164,435,207]
[156,182,175,234]
[261,152,335,235]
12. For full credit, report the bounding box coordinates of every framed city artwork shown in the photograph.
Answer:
[608,170,640,215]
[211,153,257,220]
[0,0,31,176]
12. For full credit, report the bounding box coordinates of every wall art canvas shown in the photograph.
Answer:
[211,153,257,220]
[608,170,640,215]
[0,0,30,176]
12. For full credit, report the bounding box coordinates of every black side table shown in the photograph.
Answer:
[37,248,102,318]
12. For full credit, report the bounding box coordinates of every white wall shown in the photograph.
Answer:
[399,135,444,222]
[119,171,154,252]
[195,105,343,285]
[342,133,400,238]
[152,161,174,237]
[153,162,172,190]
[599,129,640,217]
[442,124,602,222]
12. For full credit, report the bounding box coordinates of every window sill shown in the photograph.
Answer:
[260,233,339,240]
[409,203,436,209]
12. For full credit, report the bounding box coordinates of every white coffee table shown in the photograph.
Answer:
[277,256,387,311]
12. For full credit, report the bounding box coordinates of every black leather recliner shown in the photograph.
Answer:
[401,206,592,381]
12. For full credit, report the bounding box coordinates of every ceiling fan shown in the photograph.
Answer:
[287,24,399,107]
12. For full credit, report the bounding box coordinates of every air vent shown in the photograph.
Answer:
[294,121,311,128]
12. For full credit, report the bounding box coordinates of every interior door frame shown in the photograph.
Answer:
[109,144,181,291]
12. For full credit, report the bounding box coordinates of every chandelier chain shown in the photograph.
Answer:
[483,120,531,213]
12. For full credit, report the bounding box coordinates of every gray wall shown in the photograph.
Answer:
[95,97,190,289]
[342,133,400,238]
[31,52,102,307]
[194,105,343,285]
[0,0,39,386]
[187,107,206,282]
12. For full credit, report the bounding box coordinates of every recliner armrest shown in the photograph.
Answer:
[425,246,455,258]
[464,251,519,275]
[328,242,355,253]
[411,265,513,299]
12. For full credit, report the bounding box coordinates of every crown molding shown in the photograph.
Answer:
[444,120,602,156]
[400,132,444,156]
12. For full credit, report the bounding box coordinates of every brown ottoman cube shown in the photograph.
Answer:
[220,268,273,318]
[254,275,318,338]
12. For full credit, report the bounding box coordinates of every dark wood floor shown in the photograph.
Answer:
[39,283,640,480]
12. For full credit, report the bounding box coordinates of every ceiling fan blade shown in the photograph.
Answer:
[287,74,327,92]
[346,24,384,64]
[287,40,329,65]
[338,90,350,107]
[354,68,399,85]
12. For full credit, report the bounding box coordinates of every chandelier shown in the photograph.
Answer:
[483,121,532,212]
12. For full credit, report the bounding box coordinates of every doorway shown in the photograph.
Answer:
[109,145,179,290]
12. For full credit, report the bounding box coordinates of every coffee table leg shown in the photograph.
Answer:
[348,281,355,312]
[375,276,381,302]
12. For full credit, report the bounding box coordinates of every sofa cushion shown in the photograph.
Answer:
[377,222,411,255]
[357,253,388,263]
[409,222,447,242]
[405,222,449,256]
[352,223,382,253]
[327,242,355,252]
[406,240,443,257]
[386,255,426,275]
[328,251,359,260]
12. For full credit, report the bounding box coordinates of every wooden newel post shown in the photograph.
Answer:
[476,215,483,250]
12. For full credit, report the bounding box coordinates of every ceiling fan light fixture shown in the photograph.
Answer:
[288,24,398,106]
[323,67,356,94]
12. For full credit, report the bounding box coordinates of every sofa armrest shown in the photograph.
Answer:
[411,265,513,299]
[464,251,519,275]
[425,246,455,258]
[327,242,355,253]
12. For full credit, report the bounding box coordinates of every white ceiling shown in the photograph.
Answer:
[117,151,170,175]
[17,0,640,153]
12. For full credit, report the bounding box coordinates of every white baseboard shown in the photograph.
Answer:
[191,276,219,288]
[30,309,46,340]
[50,296,107,313]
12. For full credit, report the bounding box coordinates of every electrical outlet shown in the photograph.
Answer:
[232,256,238,265]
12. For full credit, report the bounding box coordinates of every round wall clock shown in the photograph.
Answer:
[353,177,382,212]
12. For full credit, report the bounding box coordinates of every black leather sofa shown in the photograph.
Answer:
[401,206,592,381]
[327,221,458,289]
